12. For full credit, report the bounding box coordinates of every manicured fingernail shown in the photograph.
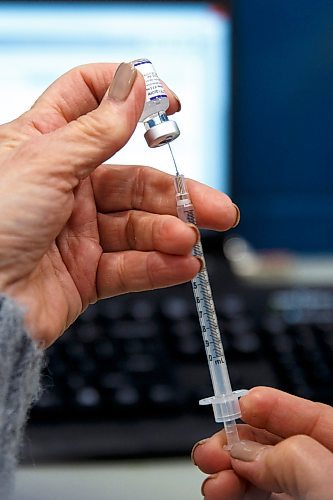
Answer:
[196,256,205,272]
[171,90,182,112]
[187,223,200,244]
[191,438,208,465]
[230,440,267,462]
[232,203,241,228]
[108,63,137,101]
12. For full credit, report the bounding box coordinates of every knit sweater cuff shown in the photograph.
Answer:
[0,295,44,499]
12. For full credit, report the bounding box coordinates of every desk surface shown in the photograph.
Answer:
[15,459,205,500]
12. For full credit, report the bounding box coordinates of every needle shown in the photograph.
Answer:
[168,143,179,175]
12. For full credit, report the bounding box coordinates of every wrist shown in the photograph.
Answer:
[0,282,44,347]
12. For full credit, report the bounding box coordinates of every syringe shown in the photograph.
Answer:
[133,55,247,445]
[169,144,248,449]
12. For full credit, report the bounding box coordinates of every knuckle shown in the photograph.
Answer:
[274,435,314,469]
[113,254,128,295]
[153,216,168,246]
[145,253,160,290]
[75,111,107,142]
[74,109,130,160]
[133,167,147,210]
[125,211,137,249]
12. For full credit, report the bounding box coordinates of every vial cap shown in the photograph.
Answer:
[144,120,180,148]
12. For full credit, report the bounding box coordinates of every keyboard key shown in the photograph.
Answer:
[93,339,115,360]
[67,373,86,391]
[124,354,156,373]
[161,296,193,320]
[111,320,158,339]
[148,384,178,406]
[217,294,246,319]
[75,387,101,407]
[36,389,62,409]
[113,386,140,407]
[98,298,127,321]
[232,331,260,354]
[100,372,128,390]
[131,299,156,320]
[75,323,101,343]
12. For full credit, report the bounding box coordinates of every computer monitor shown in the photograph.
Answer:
[0,1,231,192]
[232,0,333,254]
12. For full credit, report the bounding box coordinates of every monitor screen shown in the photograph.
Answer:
[232,0,333,255]
[0,2,231,192]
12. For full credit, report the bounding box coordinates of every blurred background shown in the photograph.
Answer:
[1,0,332,498]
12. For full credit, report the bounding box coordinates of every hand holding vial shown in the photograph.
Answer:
[0,61,238,347]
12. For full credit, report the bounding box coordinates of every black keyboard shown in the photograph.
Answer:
[23,245,333,462]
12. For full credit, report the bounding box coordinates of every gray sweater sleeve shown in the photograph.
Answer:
[0,295,44,499]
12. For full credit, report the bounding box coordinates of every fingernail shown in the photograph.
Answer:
[108,63,137,101]
[191,438,208,465]
[230,440,267,462]
[196,256,205,272]
[171,90,182,112]
[232,203,241,228]
[187,223,200,244]
[201,475,217,497]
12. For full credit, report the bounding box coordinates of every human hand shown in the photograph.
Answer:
[192,386,333,499]
[0,62,238,346]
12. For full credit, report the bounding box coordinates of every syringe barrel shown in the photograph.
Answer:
[191,252,233,397]
[174,175,233,398]
[174,174,249,447]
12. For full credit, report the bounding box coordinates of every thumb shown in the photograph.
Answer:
[18,62,146,183]
[230,436,333,499]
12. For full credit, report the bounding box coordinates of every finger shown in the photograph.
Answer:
[92,164,238,231]
[0,63,122,150]
[23,63,180,133]
[26,63,119,132]
[230,435,333,498]
[192,437,232,474]
[202,470,270,500]
[270,495,294,500]
[240,386,333,450]
[96,251,201,299]
[192,425,281,475]
[98,211,199,254]
[201,469,247,500]
[160,79,182,113]
[10,63,145,184]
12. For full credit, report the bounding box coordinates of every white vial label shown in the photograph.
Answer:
[133,59,167,102]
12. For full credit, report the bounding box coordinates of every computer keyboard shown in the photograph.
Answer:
[23,244,333,462]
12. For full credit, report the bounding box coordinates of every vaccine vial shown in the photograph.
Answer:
[132,58,180,148]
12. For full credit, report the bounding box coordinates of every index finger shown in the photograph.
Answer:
[92,164,238,231]
[240,386,333,450]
